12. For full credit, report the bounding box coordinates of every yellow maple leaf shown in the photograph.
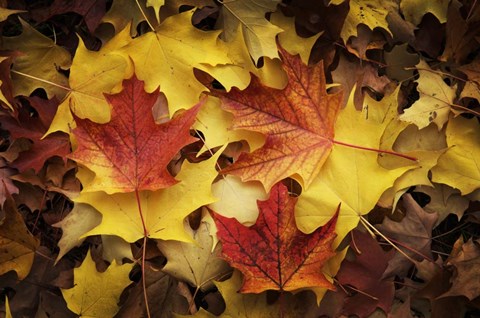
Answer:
[432,116,480,195]
[399,60,456,130]
[400,0,449,25]
[1,18,71,100]
[61,250,133,318]
[101,0,158,36]
[296,89,415,246]
[75,151,221,243]
[117,10,231,115]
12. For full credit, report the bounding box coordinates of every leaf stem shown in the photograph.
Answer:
[10,70,71,91]
[332,140,418,161]
[135,189,151,318]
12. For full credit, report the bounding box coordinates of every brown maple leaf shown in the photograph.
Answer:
[211,47,343,191]
[69,75,201,194]
[336,230,395,318]
[211,182,338,293]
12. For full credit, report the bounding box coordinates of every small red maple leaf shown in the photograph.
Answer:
[69,74,201,193]
[211,182,339,293]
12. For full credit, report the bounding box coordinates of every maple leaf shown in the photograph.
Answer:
[211,182,338,293]
[219,0,283,63]
[0,159,18,207]
[212,48,343,191]
[75,151,221,243]
[157,218,231,291]
[295,88,415,247]
[0,8,25,22]
[61,250,133,317]
[336,230,395,317]
[400,0,449,25]
[101,0,158,37]
[0,189,39,280]
[0,96,70,173]
[118,9,231,114]
[1,19,71,100]
[69,75,200,194]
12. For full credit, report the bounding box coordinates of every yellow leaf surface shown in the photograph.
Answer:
[1,19,71,99]
[46,27,132,134]
[118,10,231,114]
[399,60,455,130]
[101,0,158,36]
[271,12,322,64]
[340,0,392,43]
[400,0,449,25]
[4,296,12,318]
[76,151,221,243]
[209,175,268,225]
[61,250,133,318]
[194,96,265,153]
[0,8,25,22]
[54,203,102,263]
[432,116,480,195]
[296,89,415,246]
[0,192,39,280]
[220,0,283,63]
[146,0,165,23]
[157,218,231,291]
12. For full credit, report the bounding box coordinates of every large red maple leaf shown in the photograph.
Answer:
[211,48,343,191]
[211,182,339,293]
[69,75,201,193]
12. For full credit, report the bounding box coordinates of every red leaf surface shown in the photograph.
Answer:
[337,230,395,317]
[0,96,70,173]
[211,48,343,190]
[211,182,338,293]
[69,75,200,193]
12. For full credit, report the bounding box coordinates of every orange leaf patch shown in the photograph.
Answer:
[211,182,338,293]
[69,75,200,193]
[211,48,343,190]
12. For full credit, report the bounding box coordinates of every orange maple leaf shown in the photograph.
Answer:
[211,48,343,190]
[69,75,200,194]
[211,182,339,293]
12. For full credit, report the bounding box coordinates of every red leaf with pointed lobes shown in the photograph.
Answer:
[211,47,343,191]
[69,75,201,194]
[211,182,339,293]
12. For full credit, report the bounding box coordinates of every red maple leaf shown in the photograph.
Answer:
[0,96,70,173]
[211,182,339,293]
[69,75,201,193]
[211,48,343,190]
[336,230,395,317]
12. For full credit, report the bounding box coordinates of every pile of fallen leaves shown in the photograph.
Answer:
[0,0,479,317]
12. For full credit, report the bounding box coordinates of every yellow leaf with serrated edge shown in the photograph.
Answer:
[296,89,416,247]
[220,0,283,63]
[101,0,158,36]
[76,150,222,243]
[399,60,456,130]
[432,116,480,195]
[157,218,231,291]
[271,12,322,64]
[1,19,71,99]
[118,10,231,115]
[45,26,132,135]
[340,0,392,43]
[61,250,133,318]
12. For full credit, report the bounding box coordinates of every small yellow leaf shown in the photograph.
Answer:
[61,250,133,318]
[400,0,449,25]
